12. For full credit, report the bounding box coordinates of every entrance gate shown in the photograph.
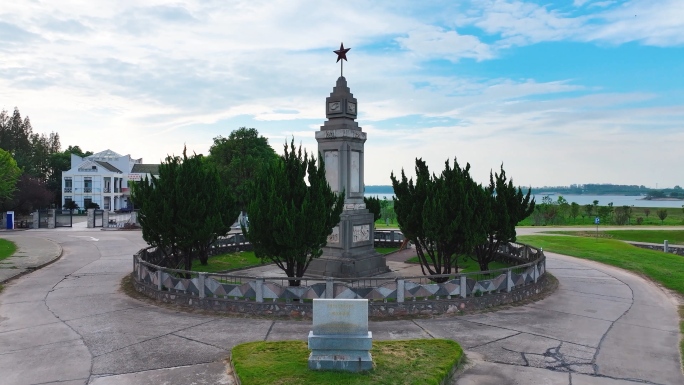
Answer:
[38,209,50,228]
[55,210,73,228]
[94,210,104,227]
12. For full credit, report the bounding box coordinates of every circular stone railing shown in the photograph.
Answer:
[131,242,550,318]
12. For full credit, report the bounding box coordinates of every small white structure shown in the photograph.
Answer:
[308,299,373,372]
[61,149,159,211]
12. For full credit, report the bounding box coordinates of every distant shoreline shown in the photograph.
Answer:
[640,197,684,201]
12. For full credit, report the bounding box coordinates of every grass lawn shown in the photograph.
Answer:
[375,247,399,255]
[517,235,684,294]
[374,219,400,229]
[232,339,462,385]
[517,206,684,227]
[192,251,264,273]
[0,239,17,262]
[546,230,684,245]
[194,247,402,272]
[405,255,511,273]
[680,306,684,371]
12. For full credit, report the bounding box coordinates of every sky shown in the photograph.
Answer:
[1,0,683,188]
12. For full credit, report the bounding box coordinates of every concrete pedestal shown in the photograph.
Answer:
[308,331,373,372]
[307,210,389,278]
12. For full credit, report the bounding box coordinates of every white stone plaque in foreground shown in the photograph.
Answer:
[309,299,373,372]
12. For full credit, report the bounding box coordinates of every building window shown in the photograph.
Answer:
[84,177,92,193]
[64,178,72,193]
[84,197,93,208]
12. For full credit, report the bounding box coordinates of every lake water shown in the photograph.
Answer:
[364,193,684,208]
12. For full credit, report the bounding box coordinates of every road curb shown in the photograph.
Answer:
[0,238,64,285]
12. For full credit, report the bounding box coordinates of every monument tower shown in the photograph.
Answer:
[307,43,390,278]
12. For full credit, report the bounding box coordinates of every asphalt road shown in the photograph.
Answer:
[0,228,682,385]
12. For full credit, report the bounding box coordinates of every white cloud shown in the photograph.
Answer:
[0,0,682,188]
[396,26,494,61]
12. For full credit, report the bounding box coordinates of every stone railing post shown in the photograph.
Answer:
[157,269,163,291]
[460,275,467,298]
[103,211,110,227]
[87,209,95,228]
[396,278,405,303]
[32,211,39,229]
[47,209,56,229]
[131,211,138,225]
[256,278,264,303]
[664,240,669,253]
[199,273,206,299]
[506,269,513,292]
[533,262,539,283]
[325,278,333,299]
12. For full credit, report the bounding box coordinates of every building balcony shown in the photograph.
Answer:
[64,187,72,193]
[84,187,92,193]
[104,187,111,193]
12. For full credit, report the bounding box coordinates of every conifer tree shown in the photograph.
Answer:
[243,139,344,286]
[472,165,535,271]
[392,158,488,282]
[363,195,381,222]
[132,149,238,271]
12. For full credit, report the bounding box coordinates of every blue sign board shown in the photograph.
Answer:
[594,217,600,225]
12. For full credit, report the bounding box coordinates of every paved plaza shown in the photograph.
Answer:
[0,228,682,385]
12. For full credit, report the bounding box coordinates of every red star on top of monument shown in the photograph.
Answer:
[334,43,350,63]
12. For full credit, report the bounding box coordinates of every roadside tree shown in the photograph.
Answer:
[0,149,21,203]
[1,174,53,214]
[243,139,344,286]
[657,209,668,225]
[570,202,580,223]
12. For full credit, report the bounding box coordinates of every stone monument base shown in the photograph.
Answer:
[306,253,389,278]
[308,331,374,372]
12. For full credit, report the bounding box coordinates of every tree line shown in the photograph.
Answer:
[0,107,94,214]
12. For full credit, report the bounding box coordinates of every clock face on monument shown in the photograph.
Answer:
[347,102,356,114]
[328,101,341,113]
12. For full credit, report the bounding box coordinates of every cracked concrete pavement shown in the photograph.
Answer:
[0,229,682,385]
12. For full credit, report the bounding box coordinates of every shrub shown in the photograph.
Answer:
[636,217,644,225]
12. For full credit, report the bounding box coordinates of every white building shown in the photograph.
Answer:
[61,149,159,211]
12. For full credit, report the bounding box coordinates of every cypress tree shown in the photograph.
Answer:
[244,139,344,286]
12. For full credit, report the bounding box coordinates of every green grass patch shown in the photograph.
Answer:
[192,251,264,273]
[546,230,684,245]
[405,256,511,273]
[517,235,684,295]
[680,306,684,371]
[194,247,404,272]
[375,247,399,255]
[0,239,17,262]
[517,205,684,227]
[232,339,462,385]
